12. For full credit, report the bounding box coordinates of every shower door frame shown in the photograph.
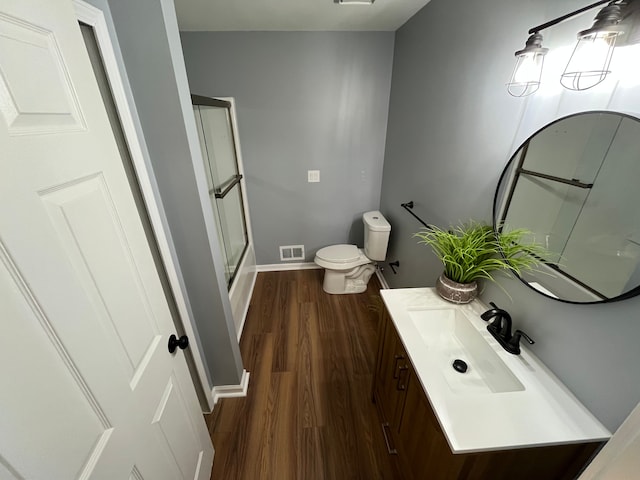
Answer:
[191,95,256,338]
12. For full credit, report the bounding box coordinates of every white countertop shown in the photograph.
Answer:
[380,288,611,454]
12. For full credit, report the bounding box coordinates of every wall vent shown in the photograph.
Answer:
[279,245,305,261]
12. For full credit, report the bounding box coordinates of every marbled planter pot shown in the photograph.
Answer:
[435,274,478,304]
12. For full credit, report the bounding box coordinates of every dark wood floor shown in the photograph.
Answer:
[204,269,401,479]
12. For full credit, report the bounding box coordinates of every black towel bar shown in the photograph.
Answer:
[401,201,434,231]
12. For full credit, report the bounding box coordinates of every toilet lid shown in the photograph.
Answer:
[316,244,361,264]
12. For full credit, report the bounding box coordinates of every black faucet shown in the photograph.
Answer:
[481,302,534,355]
[480,302,512,339]
[506,330,535,355]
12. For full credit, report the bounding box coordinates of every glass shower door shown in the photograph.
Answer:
[192,96,248,288]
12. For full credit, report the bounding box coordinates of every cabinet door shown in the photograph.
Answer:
[374,312,410,435]
[396,374,467,479]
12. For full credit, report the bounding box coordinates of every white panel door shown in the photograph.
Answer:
[0,1,213,479]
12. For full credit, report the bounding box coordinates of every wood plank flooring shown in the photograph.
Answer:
[205,269,401,479]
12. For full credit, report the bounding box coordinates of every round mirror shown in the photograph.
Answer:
[494,111,640,304]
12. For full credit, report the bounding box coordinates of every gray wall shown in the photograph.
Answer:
[381,0,640,432]
[180,32,395,265]
[99,0,244,388]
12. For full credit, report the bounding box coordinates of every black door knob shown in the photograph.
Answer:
[168,334,189,354]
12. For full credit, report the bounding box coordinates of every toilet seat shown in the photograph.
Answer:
[315,244,370,270]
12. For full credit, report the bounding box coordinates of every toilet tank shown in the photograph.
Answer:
[363,211,391,261]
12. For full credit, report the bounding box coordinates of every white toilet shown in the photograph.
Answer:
[314,211,391,294]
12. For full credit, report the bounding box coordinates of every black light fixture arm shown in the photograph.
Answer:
[528,0,615,34]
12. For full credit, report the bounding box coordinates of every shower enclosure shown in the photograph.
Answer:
[192,95,255,335]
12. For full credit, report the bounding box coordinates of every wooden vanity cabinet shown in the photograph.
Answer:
[373,309,410,448]
[372,308,602,480]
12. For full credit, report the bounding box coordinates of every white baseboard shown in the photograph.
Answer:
[256,262,390,290]
[211,369,250,405]
[256,262,320,272]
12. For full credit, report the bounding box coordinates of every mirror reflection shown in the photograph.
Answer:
[495,111,640,303]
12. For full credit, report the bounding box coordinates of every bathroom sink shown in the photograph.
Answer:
[381,288,610,453]
[407,307,524,394]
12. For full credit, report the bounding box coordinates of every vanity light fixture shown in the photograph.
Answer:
[508,0,631,97]
[561,4,624,90]
[334,0,375,4]
[507,33,549,97]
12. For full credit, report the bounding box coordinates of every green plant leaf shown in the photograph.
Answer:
[413,221,550,284]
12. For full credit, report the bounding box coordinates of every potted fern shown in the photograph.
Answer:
[413,222,547,304]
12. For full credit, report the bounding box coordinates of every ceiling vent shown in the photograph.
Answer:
[335,0,375,5]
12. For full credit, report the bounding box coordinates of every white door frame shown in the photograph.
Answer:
[579,400,640,479]
[73,0,215,410]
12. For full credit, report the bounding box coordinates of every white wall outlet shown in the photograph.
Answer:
[308,170,320,183]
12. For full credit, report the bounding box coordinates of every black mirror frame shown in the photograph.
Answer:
[493,110,640,305]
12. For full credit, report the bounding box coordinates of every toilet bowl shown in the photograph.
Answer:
[314,211,391,294]
[315,244,376,294]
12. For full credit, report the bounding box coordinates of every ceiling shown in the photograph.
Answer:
[174,0,431,32]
